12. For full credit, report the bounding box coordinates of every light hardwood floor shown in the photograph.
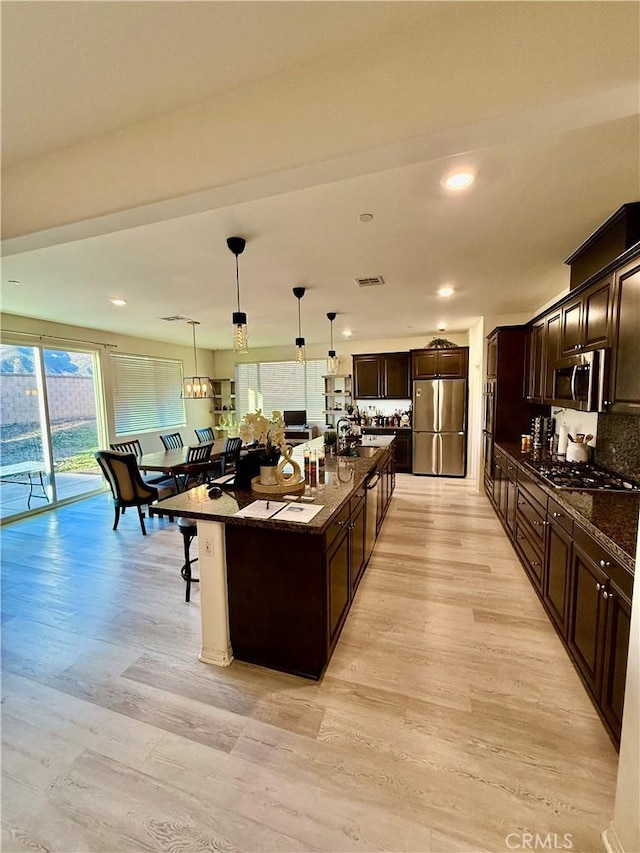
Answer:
[1,475,618,852]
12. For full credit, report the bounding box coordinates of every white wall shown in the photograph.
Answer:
[0,312,216,452]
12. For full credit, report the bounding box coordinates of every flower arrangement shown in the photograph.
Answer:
[238,409,286,465]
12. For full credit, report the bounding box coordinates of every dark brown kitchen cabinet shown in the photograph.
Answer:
[349,488,366,595]
[411,347,468,379]
[361,427,411,473]
[559,275,613,357]
[544,311,561,401]
[353,352,410,399]
[327,525,350,642]
[544,509,572,638]
[525,322,545,402]
[567,526,631,743]
[607,260,640,413]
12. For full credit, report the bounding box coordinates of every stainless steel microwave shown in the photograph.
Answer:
[552,348,607,412]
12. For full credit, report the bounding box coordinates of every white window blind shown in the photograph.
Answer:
[236,360,325,424]
[111,353,185,435]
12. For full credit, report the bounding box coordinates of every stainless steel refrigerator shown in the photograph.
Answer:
[412,379,467,476]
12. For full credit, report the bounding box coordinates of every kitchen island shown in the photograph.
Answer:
[150,435,395,678]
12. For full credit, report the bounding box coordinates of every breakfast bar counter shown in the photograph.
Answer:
[151,435,396,678]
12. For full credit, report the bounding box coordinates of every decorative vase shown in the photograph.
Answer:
[259,464,278,486]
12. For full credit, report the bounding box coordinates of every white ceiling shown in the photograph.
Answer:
[1,1,639,351]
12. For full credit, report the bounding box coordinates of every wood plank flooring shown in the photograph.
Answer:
[1,476,618,852]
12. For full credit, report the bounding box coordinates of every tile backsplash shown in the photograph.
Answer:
[595,413,640,482]
[551,407,599,448]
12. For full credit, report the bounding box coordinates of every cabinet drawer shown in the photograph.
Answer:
[324,503,351,551]
[517,468,548,510]
[516,487,547,546]
[547,498,573,535]
[574,524,632,600]
[350,488,365,516]
[515,519,544,587]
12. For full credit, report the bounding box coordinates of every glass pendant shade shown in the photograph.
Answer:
[228,236,248,354]
[296,337,306,364]
[232,311,248,354]
[182,320,214,399]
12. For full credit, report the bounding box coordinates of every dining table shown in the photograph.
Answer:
[138,440,227,476]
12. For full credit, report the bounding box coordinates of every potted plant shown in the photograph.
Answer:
[238,409,285,485]
[324,430,337,455]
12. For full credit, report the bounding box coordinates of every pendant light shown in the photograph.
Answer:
[182,320,213,399]
[293,287,306,364]
[326,311,339,374]
[227,236,248,353]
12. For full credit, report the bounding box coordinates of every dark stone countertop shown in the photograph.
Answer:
[496,442,639,571]
[150,436,394,535]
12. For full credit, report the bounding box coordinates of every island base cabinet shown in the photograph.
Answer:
[327,527,350,644]
[226,527,327,679]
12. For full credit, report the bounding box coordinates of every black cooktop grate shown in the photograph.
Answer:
[525,460,640,492]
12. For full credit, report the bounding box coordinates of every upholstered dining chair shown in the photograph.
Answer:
[194,426,215,444]
[171,442,216,492]
[220,436,243,474]
[110,440,173,490]
[95,450,173,535]
[160,432,183,450]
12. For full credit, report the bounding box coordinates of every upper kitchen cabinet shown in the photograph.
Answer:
[525,322,545,403]
[565,202,640,290]
[607,257,640,413]
[353,352,410,399]
[559,274,613,357]
[411,347,468,379]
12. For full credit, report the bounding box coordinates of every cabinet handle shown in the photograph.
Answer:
[532,520,546,527]
[603,590,610,600]
[599,559,611,568]
[596,582,602,592]
[532,561,540,567]
[552,511,563,519]
[336,520,347,527]
[517,500,525,506]
[516,535,524,541]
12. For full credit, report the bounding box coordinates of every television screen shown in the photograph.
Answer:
[284,410,306,427]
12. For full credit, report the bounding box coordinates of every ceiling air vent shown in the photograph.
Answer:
[355,275,385,288]
[160,315,191,322]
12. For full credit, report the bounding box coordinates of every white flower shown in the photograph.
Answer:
[238,409,287,460]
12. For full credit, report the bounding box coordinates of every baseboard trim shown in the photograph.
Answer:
[602,823,625,853]
[200,645,234,667]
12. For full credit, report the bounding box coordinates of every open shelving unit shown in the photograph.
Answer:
[323,374,352,428]
[211,378,236,436]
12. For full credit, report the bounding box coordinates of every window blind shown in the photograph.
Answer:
[111,353,185,435]
[236,360,325,424]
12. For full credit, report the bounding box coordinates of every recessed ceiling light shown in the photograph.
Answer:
[437,285,454,298]
[342,328,353,338]
[437,322,447,331]
[111,298,127,307]
[357,213,373,223]
[441,171,475,191]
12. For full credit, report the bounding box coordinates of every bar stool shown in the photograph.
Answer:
[178,518,199,602]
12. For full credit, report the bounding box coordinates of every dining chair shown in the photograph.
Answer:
[110,440,175,490]
[95,450,174,535]
[194,426,215,444]
[178,518,199,602]
[220,436,243,474]
[160,432,183,450]
[172,442,216,492]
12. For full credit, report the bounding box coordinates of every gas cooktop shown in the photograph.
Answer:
[525,460,640,492]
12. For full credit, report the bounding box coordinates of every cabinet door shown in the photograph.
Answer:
[545,312,561,401]
[327,528,350,642]
[609,263,640,412]
[492,453,503,510]
[353,356,382,398]
[350,499,366,594]
[412,351,438,378]
[483,432,494,481]
[567,544,608,696]
[583,278,611,348]
[600,581,631,742]
[531,322,546,401]
[393,432,411,472]
[505,468,517,535]
[486,334,498,378]
[561,296,584,355]
[437,349,467,378]
[544,518,572,637]
[384,353,410,398]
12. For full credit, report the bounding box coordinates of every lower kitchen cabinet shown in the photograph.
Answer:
[349,486,367,594]
[327,525,350,643]
[362,427,411,472]
[485,445,633,746]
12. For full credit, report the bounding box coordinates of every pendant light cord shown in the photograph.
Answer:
[330,318,334,351]
[191,321,198,374]
[297,298,302,338]
[236,255,241,313]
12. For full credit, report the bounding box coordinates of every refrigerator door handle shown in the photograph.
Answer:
[433,380,440,432]
[432,433,439,476]
[437,433,443,475]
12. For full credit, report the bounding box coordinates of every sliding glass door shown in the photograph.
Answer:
[0,344,105,521]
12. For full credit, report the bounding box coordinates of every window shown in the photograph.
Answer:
[111,353,185,435]
[236,360,325,424]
